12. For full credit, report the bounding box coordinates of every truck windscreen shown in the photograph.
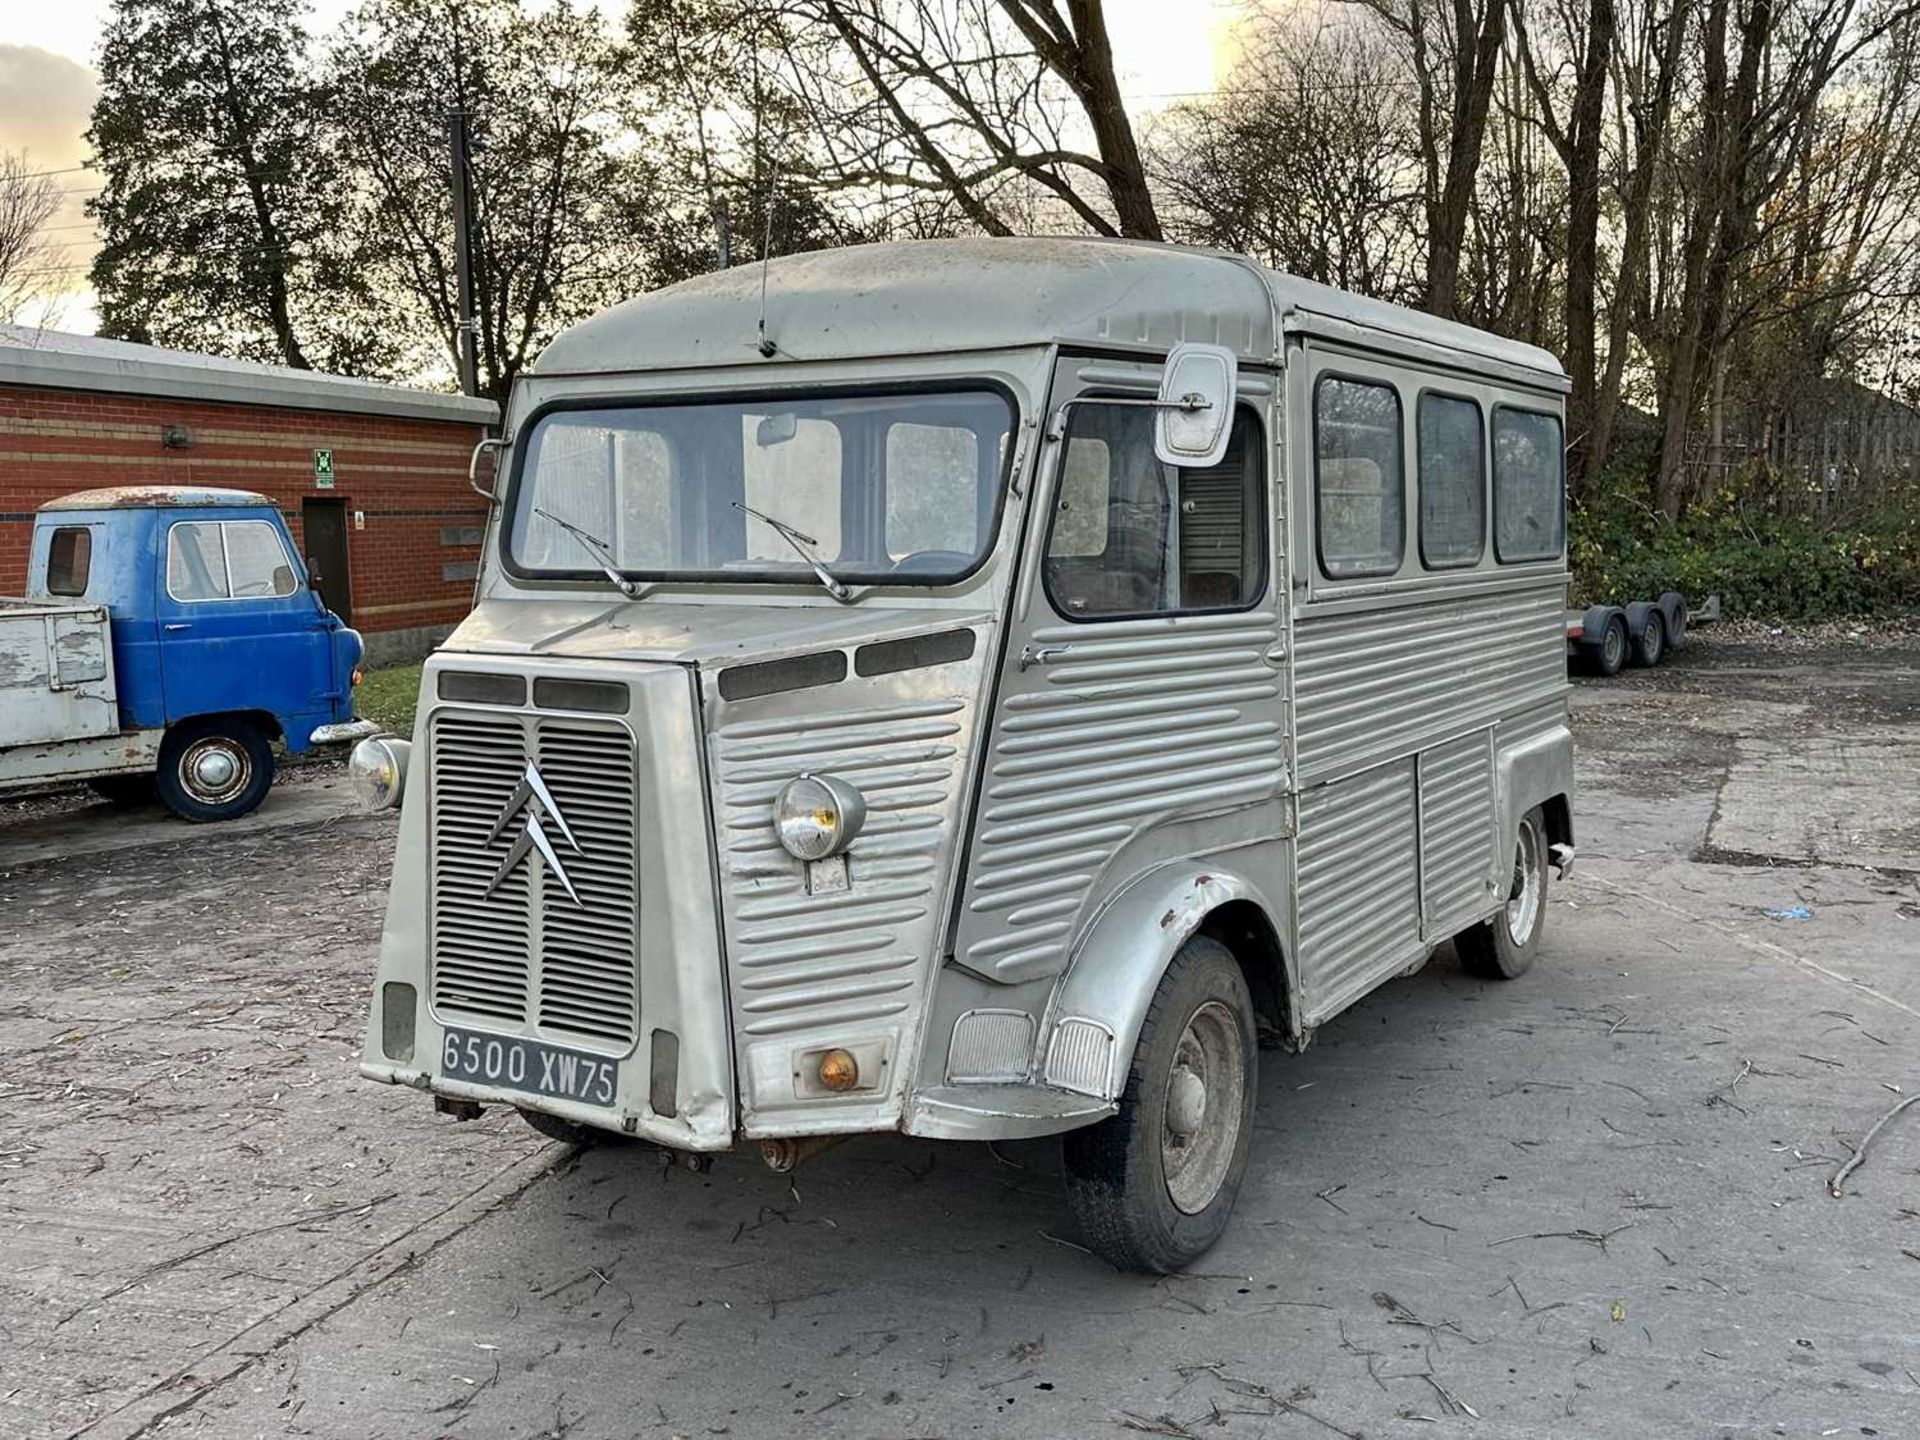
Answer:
[507,386,1015,588]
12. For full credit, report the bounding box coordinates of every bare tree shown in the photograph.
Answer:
[0,151,63,323]
[1514,0,1618,495]
[1346,0,1510,320]
[1153,9,1420,300]
[773,0,1160,238]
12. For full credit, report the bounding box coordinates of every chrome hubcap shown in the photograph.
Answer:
[1160,1000,1245,1215]
[180,738,250,804]
[1506,821,1543,946]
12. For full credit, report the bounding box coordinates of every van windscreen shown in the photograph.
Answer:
[507,387,1014,587]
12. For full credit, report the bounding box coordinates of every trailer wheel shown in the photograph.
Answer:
[1593,614,1628,676]
[1659,591,1689,652]
[1061,937,1257,1273]
[1631,611,1666,668]
[1455,807,1549,980]
[155,718,274,822]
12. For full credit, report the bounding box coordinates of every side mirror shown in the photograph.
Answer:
[1153,342,1237,469]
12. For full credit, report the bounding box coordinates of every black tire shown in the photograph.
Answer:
[517,1107,623,1146]
[1659,591,1689,652]
[1592,614,1628,676]
[1631,611,1665,668]
[87,774,155,808]
[1455,807,1550,980]
[154,718,275,822]
[1061,937,1257,1274]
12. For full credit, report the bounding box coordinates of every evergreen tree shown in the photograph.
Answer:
[87,0,386,372]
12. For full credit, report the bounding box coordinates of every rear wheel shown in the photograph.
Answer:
[1455,807,1549,980]
[1062,937,1257,1273]
[155,718,274,822]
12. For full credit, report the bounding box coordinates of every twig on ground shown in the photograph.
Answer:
[1829,1092,1920,1197]
[1315,1183,1349,1215]
[1490,1223,1635,1252]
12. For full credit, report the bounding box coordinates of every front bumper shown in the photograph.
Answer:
[311,718,382,746]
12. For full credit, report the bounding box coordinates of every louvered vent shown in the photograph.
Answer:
[428,707,639,1050]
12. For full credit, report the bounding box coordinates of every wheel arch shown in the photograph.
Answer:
[1042,861,1295,1103]
[165,708,285,745]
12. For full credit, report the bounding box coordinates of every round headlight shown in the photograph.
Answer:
[348,737,411,812]
[774,774,866,861]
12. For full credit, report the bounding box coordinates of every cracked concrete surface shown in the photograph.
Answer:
[2,629,1916,1439]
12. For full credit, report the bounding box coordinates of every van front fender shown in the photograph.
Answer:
[1039,860,1287,1103]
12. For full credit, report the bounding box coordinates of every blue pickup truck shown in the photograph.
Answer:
[1,485,376,820]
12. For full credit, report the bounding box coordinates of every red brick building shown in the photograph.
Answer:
[1,325,499,663]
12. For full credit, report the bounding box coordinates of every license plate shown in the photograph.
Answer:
[440,1027,618,1107]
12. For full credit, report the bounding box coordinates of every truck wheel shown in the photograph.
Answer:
[87,775,154,808]
[1455,807,1549,980]
[155,718,274,822]
[1631,611,1666,668]
[1592,614,1628,676]
[1061,937,1257,1274]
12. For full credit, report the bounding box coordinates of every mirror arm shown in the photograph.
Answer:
[469,435,510,500]
[1045,393,1213,442]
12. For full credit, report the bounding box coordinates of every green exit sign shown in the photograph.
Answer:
[314,449,335,488]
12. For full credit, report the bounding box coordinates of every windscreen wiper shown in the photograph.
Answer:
[533,508,643,600]
[731,501,853,601]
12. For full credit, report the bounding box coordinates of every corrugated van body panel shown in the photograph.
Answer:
[955,609,1289,985]
[1291,584,1565,786]
[1418,730,1496,939]
[1295,760,1421,1020]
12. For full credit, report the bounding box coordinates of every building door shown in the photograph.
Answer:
[302,498,352,624]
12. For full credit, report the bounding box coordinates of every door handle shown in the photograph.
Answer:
[1017,644,1071,671]
[163,622,193,633]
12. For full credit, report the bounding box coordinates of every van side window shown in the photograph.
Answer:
[1315,376,1405,578]
[1417,394,1485,568]
[1043,402,1264,618]
[47,526,91,596]
[1492,408,1566,562]
[168,520,299,602]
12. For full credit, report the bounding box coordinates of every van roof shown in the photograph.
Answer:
[533,237,1565,384]
[39,485,277,512]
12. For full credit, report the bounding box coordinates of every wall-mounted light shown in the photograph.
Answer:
[162,425,194,450]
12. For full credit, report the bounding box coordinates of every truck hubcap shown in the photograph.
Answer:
[182,739,249,804]
[1160,1000,1245,1215]
[1506,822,1542,946]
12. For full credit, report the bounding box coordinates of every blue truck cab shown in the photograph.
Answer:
[7,485,376,820]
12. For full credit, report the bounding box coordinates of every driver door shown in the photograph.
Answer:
[952,356,1291,988]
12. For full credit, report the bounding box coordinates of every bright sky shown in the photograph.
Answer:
[0,0,1236,335]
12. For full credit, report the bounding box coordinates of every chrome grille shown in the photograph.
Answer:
[429,707,639,1050]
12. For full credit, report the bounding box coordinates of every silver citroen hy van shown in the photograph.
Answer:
[355,237,1574,1272]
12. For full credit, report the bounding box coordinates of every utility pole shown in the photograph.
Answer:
[448,107,479,398]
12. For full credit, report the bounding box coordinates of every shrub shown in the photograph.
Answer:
[1570,451,1920,622]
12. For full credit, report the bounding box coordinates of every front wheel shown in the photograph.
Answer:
[1631,612,1666,668]
[155,718,275,822]
[1455,807,1550,980]
[1062,937,1257,1273]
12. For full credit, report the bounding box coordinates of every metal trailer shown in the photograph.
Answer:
[1566,590,1702,675]
[354,237,1577,1272]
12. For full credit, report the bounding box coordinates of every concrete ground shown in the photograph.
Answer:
[2,628,1916,1440]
